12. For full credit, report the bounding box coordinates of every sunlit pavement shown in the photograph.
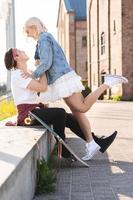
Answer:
[34,101,133,200]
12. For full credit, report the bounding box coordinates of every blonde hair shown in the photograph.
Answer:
[24,17,47,34]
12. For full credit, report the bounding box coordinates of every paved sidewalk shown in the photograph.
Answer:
[34,101,133,200]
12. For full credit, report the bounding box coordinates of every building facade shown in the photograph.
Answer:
[57,0,88,80]
[87,0,133,100]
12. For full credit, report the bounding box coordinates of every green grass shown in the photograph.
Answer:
[35,157,57,195]
[0,99,17,121]
[110,95,122,101]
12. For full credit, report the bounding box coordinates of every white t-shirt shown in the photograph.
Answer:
[11,69,40,105]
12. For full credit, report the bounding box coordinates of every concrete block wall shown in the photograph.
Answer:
[0,125,55,200]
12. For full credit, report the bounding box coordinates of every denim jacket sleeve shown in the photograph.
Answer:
[33,37,53,79]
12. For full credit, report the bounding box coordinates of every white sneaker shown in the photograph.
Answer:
[82,140,100,161]
[103,74,128,88]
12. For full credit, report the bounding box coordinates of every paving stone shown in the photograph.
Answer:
[34,102,133,200]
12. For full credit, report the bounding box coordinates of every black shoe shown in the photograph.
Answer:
[62,145,71,158]
[92,131,117,153]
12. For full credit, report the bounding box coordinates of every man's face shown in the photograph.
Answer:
[14,49,29,62]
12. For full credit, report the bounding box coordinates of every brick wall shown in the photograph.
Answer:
[87,0,133,99]
[57,0,87,79]
[75,21,87,79]
[122,0,133,100]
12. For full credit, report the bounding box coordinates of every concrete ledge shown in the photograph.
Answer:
[0,125,55,200]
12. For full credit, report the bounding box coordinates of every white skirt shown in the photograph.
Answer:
[39,71,85,102]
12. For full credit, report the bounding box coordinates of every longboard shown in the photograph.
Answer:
[29,111,89,168]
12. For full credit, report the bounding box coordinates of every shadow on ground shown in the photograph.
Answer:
[34,137,133,200]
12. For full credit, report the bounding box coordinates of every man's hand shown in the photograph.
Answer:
[35,59,40,67]
[21,71,33,79]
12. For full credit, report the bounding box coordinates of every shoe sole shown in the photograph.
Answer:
[102,74,128,83]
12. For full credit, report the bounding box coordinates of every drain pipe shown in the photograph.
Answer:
[88,0,93,89]
[97,0,100,86]
[108,0,111,98]
[108,0,111,74]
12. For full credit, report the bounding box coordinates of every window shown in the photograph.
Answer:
[82,36,87,47]
[101,32,105,55]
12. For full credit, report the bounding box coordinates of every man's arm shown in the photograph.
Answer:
[27,74,47,92]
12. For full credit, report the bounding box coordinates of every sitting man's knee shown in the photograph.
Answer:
[57,108,66,117]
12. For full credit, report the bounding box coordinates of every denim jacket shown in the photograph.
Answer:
[33,32,73,85]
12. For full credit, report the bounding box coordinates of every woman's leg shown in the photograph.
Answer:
[64,84,108,113]
[64,72,128,113]
[64,84,108,142]
[65,113,86,141]
[63,85,110,160]
[65,113,118,153]
[63,104,100,160]
[71,111,101,161]
[63,84,108,142]
[70,111,93,142]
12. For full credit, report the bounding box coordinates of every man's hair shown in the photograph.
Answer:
[4,48,17,70]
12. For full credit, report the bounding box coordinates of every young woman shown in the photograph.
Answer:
[23,17,128,160]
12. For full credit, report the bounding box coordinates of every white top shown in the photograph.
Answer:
[11,69,40,105]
